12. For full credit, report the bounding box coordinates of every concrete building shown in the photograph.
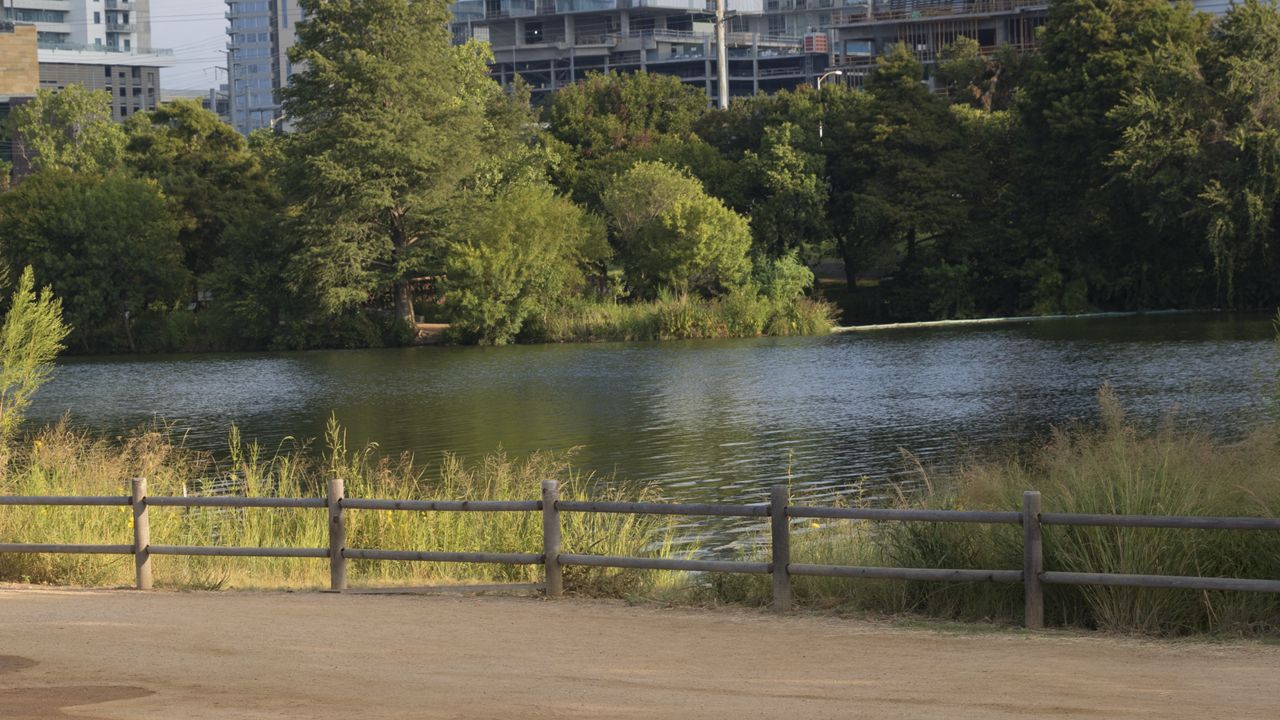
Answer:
[449,0,842,101]
[1,0,174,120]
[827,0,1237,84]
[225,0,301,135]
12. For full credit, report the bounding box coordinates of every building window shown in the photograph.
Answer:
[524,21,542,45]
[132,67,140,78]
[119,87,126,97]
[104,66,112,77]
[94,11,101,23]
[124,38,130,49]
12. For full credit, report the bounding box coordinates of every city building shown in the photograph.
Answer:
[827,0,1237,85]
[225,0,301,135]
[1,0,174,120]
[448,0,842,101]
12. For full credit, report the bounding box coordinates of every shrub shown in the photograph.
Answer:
[602,161,752,297]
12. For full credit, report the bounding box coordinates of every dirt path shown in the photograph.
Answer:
[1,586,1277,719]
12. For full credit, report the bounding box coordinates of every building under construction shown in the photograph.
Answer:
[825,0,1046,82]
[449,0,836,101]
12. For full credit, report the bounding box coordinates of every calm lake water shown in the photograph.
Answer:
[27,312,1277,547]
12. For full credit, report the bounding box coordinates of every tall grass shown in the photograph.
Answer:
[0,417,683,595]
[709,388,1280,636]
[522,291,836,344]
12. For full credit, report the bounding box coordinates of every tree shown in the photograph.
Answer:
[1016,0,1210,310]
[1112,0,1280,305]
[828,45,967,312]
[740,123,831,262]
[282,0,499,327]
[123,100,278,280]
[3,86,125,175]
[602,161,752,296]
[545,71,728,213]
[545,71,708,159]
[442,183,607,344]
[0,267,70,441]
[936,38,1030,112]
[0,171,187,351]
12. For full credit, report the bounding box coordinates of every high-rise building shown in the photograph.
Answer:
[2,0,175,120]
[225,0,301,135]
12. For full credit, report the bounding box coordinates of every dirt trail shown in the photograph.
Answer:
[1,585,1277,719]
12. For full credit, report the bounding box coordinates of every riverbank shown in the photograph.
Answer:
[2,587,1277,720]
[4,396,1280,636]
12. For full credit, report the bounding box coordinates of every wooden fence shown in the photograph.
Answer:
[3,479,1280,628]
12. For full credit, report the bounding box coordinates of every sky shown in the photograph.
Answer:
[152,0,230,92]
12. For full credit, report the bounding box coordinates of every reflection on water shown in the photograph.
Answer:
[29,312,1276,548]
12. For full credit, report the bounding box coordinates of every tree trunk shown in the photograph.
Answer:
[394,280,416,327]
[837,236,857,290]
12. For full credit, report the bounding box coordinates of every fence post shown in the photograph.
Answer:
[328,477,347,591]
[770,484,792,612]
[131,477,151,590]
[542,480,563,598]
[1022,490,1044,630]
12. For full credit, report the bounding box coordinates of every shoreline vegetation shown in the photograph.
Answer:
[6,0,1280,353]
[3,391,1279,637]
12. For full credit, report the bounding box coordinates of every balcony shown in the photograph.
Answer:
[107,20,136,33]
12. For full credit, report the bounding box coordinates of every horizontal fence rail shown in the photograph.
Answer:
[0,495,130,506]
[3,481,1279,628]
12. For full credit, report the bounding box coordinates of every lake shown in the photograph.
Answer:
[27,311,1277,545]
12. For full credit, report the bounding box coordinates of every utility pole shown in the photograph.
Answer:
[715,0,728,109]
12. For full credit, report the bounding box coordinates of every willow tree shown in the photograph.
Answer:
[282,0,498,327]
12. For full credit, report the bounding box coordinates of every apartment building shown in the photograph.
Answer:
[225,0,301,135]
[1,0,174,119]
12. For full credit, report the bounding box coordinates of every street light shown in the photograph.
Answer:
[816,70,843,139]
[816,69,844,90]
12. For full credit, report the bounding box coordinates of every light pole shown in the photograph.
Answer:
[816,69,843,140]
[715,0,729,109]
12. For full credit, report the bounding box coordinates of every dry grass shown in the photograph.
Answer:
[0,416,685,595]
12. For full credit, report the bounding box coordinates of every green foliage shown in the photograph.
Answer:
[282,0,500,327]
[3,86,125,175]
[124,100,279,280]
[0,171,188,351]
[529,291,835,343]
[740,123,831,262]
[601,161,752,297]
[0,421,677,594]
[442,182,607,345]
[545,71,708,159]
[1111,0,1280,304]
[0,267,69,442]
[936,39,1030,112]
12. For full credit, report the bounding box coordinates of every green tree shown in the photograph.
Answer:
[1112,0,1280,304]
[828,45,967,313]
[281,0,499,327]
[740,123,830,262]
[545,71,707,159]
[936,38,1030,112]
[0,267,70,441]
[3,86,125,175]
[0,171,187,351]
[124,100,278,280]
[442,183,607,344]
[1016,0,1210,310]
[545,71,728,213]
[602,161,752,296]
